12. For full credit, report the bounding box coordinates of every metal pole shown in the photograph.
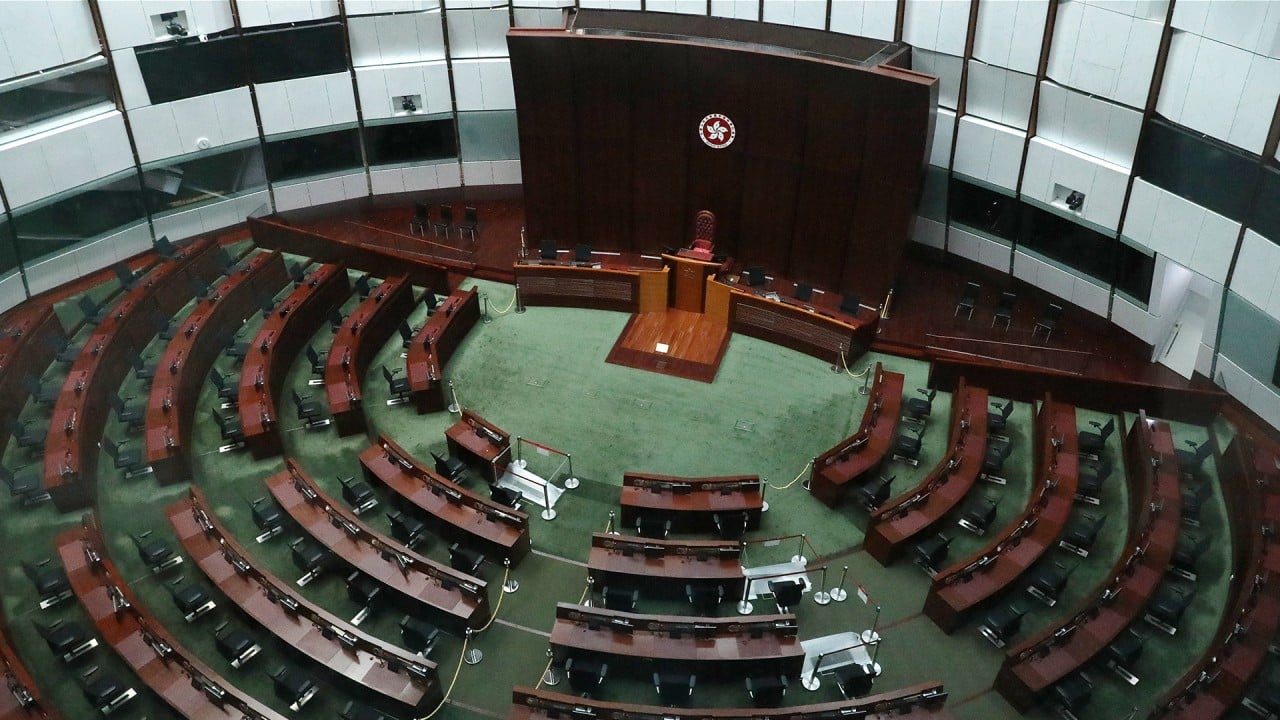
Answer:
[481,294,492,324]
[831,565,849,602]
[541,481,556,521]
[862,605,882,645]
[503,557,519,593]
[514,437,525,469]
[802,457,815,491]
[515,283,526,313]
[564,453,579,489]
[737,577,753,615]
[583,577,594,607]
[447,380,460,413]
[831,343,843,373]
[859,364,872,395]
[792,534,807,565]
[813,566,831,605]
[519,226,528,258]
[803,650,826,691]
[760,477,768,512]
[464,628,483,664]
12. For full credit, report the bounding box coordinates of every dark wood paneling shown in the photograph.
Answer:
[509,34,579,248]
[683,45,751,255]
[629,42,690,251]
[572,39,634,248]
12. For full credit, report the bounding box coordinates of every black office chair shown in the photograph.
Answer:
[225,336,250,362]
[978,602,1026,647]
[211,408,244,447]
[892,425,924,465]
[305,345,326,381]
[432,204,453,238]
[289,261,308,286]
[955,281,980,319]
[602,584,640,611]
[743,266,767,287]
[132,530,180,573]
[290,538,331,581]
[768,578,804,613]
[340,474,377,513]
[636,514,671,539]
[903,388,936,424]
[539,239,558,261]
[383,365,411,405]
[653,671,695,706]
[1182,480,1212,525]
[1145,583,1196,633]
[34,619,96,661]
[22,559,70,605]
[490,484,523,510]
[1026,560,1076,606]
[388,510,427,550]
[458,206,479,242]
[449,542,485,576]
[1247,678,1280,720]
[154,234,176,259]
[1052,672,1093,718]
[103,436,147,476]
[794,282,813,302]
[833,663,879,699]
[855,474,895,509]
[152,310,177,341]
[1172,532,1211,579]
[400,615,441,657]
[23,375,59,406]
[78,295,107,325]
[1,465,39,498]
[271,665,318,710]
[248,496,284,537]
[329,308,345,333]
[354,274,373,300]
[686,583,724,616]
[1104,627,1145,681]
[1175,439,1213,480]
[209,368,238,405]
[574,243,593,264]
[1076,455,1111,503]
[8,418,47,450]
[215,247,237,275]
[168,576,215,621]
[992,291,1016,329]
[431,451,468,482]
[1077,418,1115,457]
[44,333,81,365]
[423,290,440,316]
[958,492,1002,535]
[291,389,325,429]
[111,394,144,434]
[745,675,788,707]
[78,665,135,714]
[840,293,861,315]
[409,202,430,236]
[1032,303,1063,342]
[713,511,749,540]
[565,657,607,696]
[132,354,157,381]
[1060,512,1106,556]
[346,570,383,619]
[912,533,951,574]
[214,621,260,668]
[111,261,138,290]
[987,399,1014,435]
[398,321,416,349]
[982,438,1013,481]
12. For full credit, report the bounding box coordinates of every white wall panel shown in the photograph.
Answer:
[762,1,826,29]
[953,116,1025,192]
[1126,181,1241,284]
[257,73,357,136]
[929,108,955,168]
[514,5,572,27]
[1021,137,1129,231]
[948,226,1009,272]
[1120,178,1159,247]
[0,272,27,317]
[463,161,494,186]
[452,59,515,111]
[903,0,971,57]
[1158,33,1280,155]
[350,12,446,66]
[99,0,234,50]
[912,217,946,249]
[130,88,256,163]
[0,113,133,210]
[647,0,711,14]
[113,49,150,109]
[1231,230,1280,318]
[1036,82,1141,168]
[972,0,1048,74]
[965,61,1034,130]
[912,50,963,110]
[23,223,151,297]
[0,0,99,80]
[0,29,13,81]
[237,0,339,27]
[1112,295,1159,344]
[1047,0,1162,108]
[446,6,510,59]
[1173,0,1280,58]
[710,0,757,20]
[355,62,452,120]
[829,0,896,40]
[347,0,438,15]
[436,162,462,188]
[491,159,522,185]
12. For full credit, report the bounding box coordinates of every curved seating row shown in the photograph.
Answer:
[619,472,763,535]
[0,603,60,720]
[808,363,904,507]
[0,302,62,462]
[406,286,481,413]
[586,532,744,599]
[325,274,415,436]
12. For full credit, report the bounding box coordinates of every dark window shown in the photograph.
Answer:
[0,216,20,276]
[1251,165,1280,245]
[10,175,149,265]
[949,178,1017,241]
[363,120,457,165]
[0,62,113,135]
[143,146,266,215]
[1017,201,1152,304]
[1134,118,1258,222]
[264,129,360,182]
[1113,241,1155,304]
[245,23,348,84]
[136,32,246,104]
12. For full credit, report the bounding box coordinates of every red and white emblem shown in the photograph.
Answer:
[698,113,736,149]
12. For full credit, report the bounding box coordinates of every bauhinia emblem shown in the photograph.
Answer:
[699,113,735,149]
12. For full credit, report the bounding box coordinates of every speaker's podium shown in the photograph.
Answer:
[662,252,722,313]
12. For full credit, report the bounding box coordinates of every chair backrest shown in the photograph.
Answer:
[794,283,813,302]
[439,205,453,223]
[208,368,225,389]
[103,438,120,459]
[840,293,861,314]
[382,365,395,384]
[211,409,226,431]
[291,389,304,407]
[112,262,135,288]
[962,282,980,299]
[414,202,429,220]
[306,345,320,365]
[540,239,557,259]
[1100,418,1115,438]
[1000,400,1014,419]
[464,206,478,224]
[78,295,99,317]
[575,244,592,263]
[694,210,716,245]
[154,235,175,258]
[744,267,766,286]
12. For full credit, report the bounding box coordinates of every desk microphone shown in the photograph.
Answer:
[163,388,173,412]
[64,410,76,435]
[255,371,264,389]
[342,350,351,369]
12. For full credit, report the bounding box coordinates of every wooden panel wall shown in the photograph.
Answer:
[509,30,938,302]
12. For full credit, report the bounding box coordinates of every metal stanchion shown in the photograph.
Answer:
[803,651,827,691]
[736,579,753,615]
[831,343,843,373]
[859,364,872,395]
[813,566,831,605]
[542,648,561,686]
[541,482,556,521]
[791,534,807,565]
[513,437,526,469]
[464,628,483,664]
[515,283,526,314]
[583,577,594,607]
[606,510,618,535]
[830,566,849,602]
[760,478,769,512]
[482,294,492,324]
[802,457,815,491]
[564,453,579,489]
[447,380,461,414]
[861,605,882,645]
[503,557,519,593]
[519,226,528,259]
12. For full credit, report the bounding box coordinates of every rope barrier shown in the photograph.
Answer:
[768,459,813,491]
[416,633,470,719]
[490,289,518,316]
[838,350,871,379]
[475,564,511,633]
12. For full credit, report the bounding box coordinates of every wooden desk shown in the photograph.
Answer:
[548,603,803,679]
[809,363,904,507]
[406,288,480,413]
[145,251,288,484]
[360,435,530,564]
[995,411,1180,712]
[723,281,875,363]
[0,605,61,720]
[43,238,220,511]
[924,396,1078,632]
[239,264,350,458]
[444,410,512,483]
[0,302,62,461]
[618,473,763,534]
[508,683,955,720]
[167,487,439,713]
[864,380,990,565]
[325,275,415,436]
[514,262,641,313]
[56,517,284,720]
[266,460,490,632]
[586,533,744,598]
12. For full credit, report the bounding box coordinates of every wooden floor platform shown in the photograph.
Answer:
[605,310,730,383]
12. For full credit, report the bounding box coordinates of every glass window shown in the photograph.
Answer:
[917,166,948,222]
[0,58,114,141]
[141,144,267,216]
[0,214,20,277]
[1113,239,1155,306]
[457,110,519,161]
[949,177,1017,242]
[245,23,349,83]
[264,128,361,183]
[1220,290,1280,390]
[135,32,246,104]
[1251,165,1280,246]
[10,171,149,266]
[1135,117,1258,223]
[1017,201,1116,287]
[364,118,456,166]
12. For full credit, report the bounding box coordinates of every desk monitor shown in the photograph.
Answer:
[672,482,693,495]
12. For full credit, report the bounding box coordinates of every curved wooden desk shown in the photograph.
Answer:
[145,251,288,484]
[586,533,744,598]
[508,683,955,720]
[619,472,763,534]
[43,238,219,511]
[167,487,439,713]
[0,302,61,461]
[266,459,490,631]
[406,287,480,413]
[444,410,511,483]
[549,603,802,680]
[57,516,284,720]
[238,263,349,458]
[725,285,874,363]
[0,605,61,720]
[995,410,1181,711]
[809,363,904,507]
[514,262,641,313]
[326,274,415,436]
[923,396,1078,632]
[864,380,989,565]
[360,435,531,564]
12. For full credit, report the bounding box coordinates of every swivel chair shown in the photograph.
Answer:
[388,510,427,549]
[1052,672,1093,720]
[132,530,180,573]
[78,666,135,714]
[1145,583,1196,634]
[169,576,216,621]
[855,474,895,510]
[565,657,607,696]
[270,665,318,711]
[1077,418,1115,458]
[214,621,260,668]
[1175,439,1213,480]
[340,474,377,514]
[713,511,749,540]
[539,239,558,261]
[987,399,1014,435]
[958,492,1002,535]
[903,388,936,425]
[636,514,672,539]
[913,533,951,575]
[602,584,640,611]
[34,619,96,661]
[1060,512,1106,556]
[686,583,724,616]
[400,615,441,657]
[23,559,70,607]
[768,578,804,613]
[833,664,878,699]
[209,368,238,405]
[745,675,787,707]
[1025,560,1076,606]
[653,671,695,707]
[978,602,1026,647]
[383,365,411,405]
